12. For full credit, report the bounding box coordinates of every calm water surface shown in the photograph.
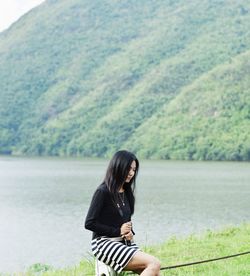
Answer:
[0,156,249,273]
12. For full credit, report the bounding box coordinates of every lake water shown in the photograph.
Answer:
[0,156,249,273]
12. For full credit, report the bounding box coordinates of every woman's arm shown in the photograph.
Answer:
[85,188,121,237]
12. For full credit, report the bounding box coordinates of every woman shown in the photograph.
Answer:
[85,150,161,275]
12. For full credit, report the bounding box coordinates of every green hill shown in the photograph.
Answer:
[126,51,250,160]
[0,0,249,160]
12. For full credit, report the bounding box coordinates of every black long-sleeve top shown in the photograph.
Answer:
[85,183,132,239]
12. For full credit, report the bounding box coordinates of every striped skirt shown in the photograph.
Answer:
[91,236,140,273]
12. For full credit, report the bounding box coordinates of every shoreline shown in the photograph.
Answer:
[3,223,249,276]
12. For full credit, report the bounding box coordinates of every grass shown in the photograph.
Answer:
[4,223,250,276]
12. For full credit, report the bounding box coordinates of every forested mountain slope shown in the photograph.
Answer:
[0,0,249,160]
[126,51,250,160]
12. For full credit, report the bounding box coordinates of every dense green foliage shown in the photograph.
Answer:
[0,0,249,160]
[6,224,250,275]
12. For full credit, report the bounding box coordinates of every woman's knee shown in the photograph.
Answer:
[142,255,161,273]
[148,257,161,271]
[124,251,160,272]
[155,258,161,270]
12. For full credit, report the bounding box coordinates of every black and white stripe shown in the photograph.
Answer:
[91,237,139,273]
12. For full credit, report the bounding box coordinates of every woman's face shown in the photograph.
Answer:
[125,160,136,183]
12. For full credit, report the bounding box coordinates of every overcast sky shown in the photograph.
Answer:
[0,0,45,32]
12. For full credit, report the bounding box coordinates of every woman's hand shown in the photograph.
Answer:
[124,231,133,241]
[120,221,132,236]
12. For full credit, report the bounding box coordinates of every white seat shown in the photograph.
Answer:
[95,259,118,276]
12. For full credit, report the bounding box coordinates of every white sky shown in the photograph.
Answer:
[0,0,45,32]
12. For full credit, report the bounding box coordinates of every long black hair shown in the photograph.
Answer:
[104,150,139,214]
